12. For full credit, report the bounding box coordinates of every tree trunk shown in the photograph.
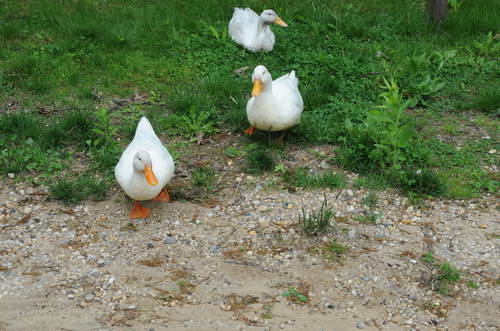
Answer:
[426,0,448,26]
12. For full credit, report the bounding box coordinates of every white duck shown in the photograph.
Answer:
[228,8,288,52]
[115,117,175,219]
[245,65,304,136]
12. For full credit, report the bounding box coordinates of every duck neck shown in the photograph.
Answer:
[257,19,269,35]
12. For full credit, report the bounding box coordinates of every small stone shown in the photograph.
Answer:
[67,294,75,300]
[279,323,286,329]
[348,230,357,239]
[7,173,14,179]
[164,236,176,245]
[488,149,496,154]
[147,242,155,249]
[84,293,95,303]
[151,235,163,241]
[210,245,221,253]
[478,224,487,229]
[356,321,365,329]
[409,259,417,264]
[97,259,105,267]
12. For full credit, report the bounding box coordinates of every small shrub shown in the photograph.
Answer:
[435,262,461,295]
[282,287,308,304]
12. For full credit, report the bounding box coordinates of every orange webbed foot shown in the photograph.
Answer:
[130,201,150,219]
[244,126,256,135]
[152,188,171,202]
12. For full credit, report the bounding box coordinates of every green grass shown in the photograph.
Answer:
[283,167,346,189]
[245,147,275,174]
[1,0,499,200]
[49,176,108,204]
[192,167,216,190]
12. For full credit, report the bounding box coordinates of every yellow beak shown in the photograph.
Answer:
[252,79,263,97]
[274,17,288,27]
[144,165,158,186]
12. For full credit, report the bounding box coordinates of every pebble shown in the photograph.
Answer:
[210,245,221,253]
[7,173,14,179]
[356,321,365,329]
[164,236,176,245]
[84,293,95,303]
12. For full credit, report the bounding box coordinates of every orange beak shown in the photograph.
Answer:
[274,17,288,27]
[144,165,158,186]
[252,79,263,97]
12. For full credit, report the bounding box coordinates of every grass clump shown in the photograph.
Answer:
[192,166,216,190]
[49,176,107,204]
[435,263,461,295]
[422,252,461,295]
[245,147,275,174]
[299,196,334,236]
[283,167,345,189]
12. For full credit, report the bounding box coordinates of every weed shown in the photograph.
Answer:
[192,167,216,190]
[422,251,435,263]
[49,175,107,204]
[161,105,218,138]
[283,168,345,189]
[282,287,308,304]
[354,214,378,224]
[435,263,461,295]
[467,281,479,289]
[323,240,348,260]
[299,196,334,236]
[363,191,378,209]
[225,146,242,158]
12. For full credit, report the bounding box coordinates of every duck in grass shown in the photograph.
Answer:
[228,8,288,52]
[115,117,175,219]
[245,65,304,140]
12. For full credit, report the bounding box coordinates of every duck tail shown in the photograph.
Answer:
[136,117,156,136]
[288,70,298,85]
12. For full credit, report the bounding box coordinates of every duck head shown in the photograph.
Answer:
[260,10,288,27]
[251,65,272,97]
[133,151,158,186]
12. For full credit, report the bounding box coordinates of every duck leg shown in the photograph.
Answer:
[276,131,286,146]
[130,201,150,219]
[244,126,256,135]
[153,188,171,202]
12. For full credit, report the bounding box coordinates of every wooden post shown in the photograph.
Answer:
[426,0,448,26]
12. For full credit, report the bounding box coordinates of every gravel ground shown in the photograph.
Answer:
[0,142,498,331]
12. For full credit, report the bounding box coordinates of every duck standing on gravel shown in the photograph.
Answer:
[245,65,304,138]
[115,117,175,219]
[228,8,288,52]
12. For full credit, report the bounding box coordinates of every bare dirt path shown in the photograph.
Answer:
[0,142,498,331]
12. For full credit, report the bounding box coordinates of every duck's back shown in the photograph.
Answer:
[229,8,266,50]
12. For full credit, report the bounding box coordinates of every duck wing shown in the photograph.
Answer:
[228,8,259,45]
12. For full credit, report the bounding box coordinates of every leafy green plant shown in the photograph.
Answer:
[345,78,415,171]
[282,287,308,304]
[299,196,334,236]
[162,105,217,138]
[469,31,500,57]
[86,108,120,171]
[448,0,463,12]
[422,251,435,263]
